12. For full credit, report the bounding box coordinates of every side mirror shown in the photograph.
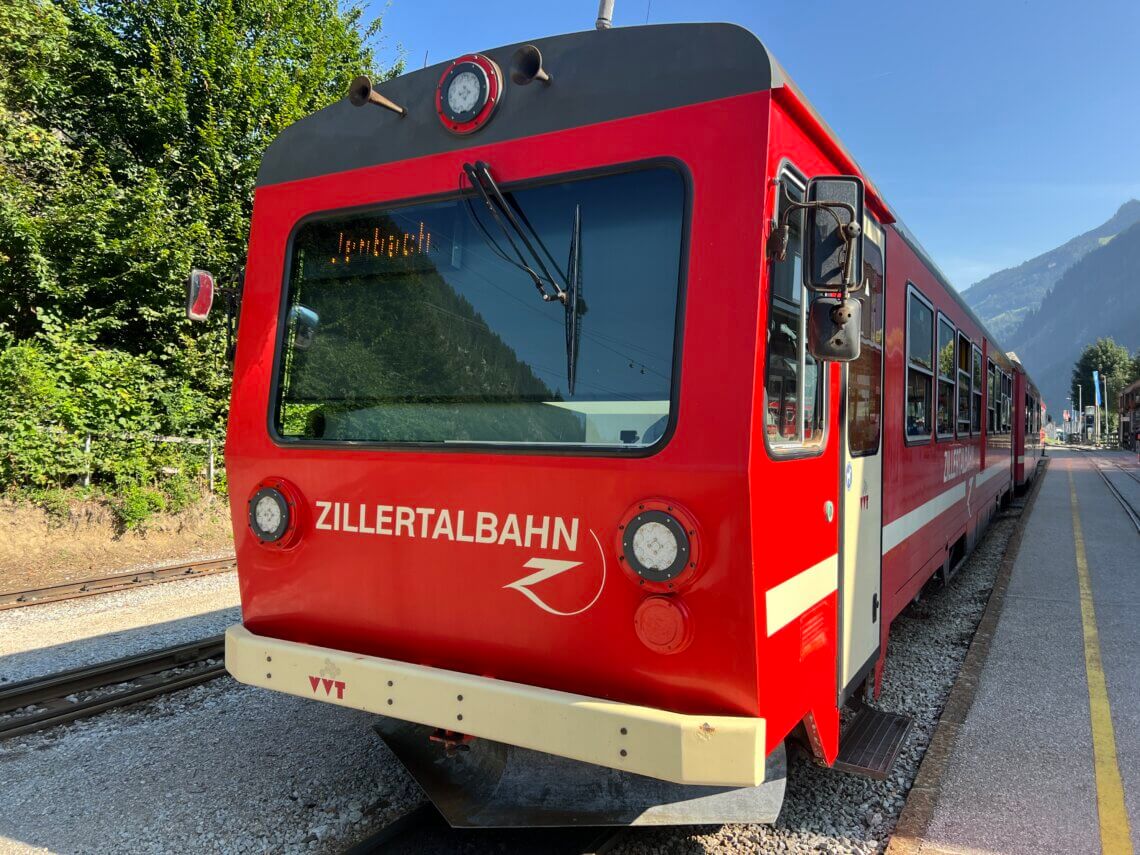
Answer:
[802,175,865,362]
[803,176,864,290]
[186,269,215,322]
[288,305,320,351]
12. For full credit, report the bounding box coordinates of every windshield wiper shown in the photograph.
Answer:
[462,161,567,304]
[462,161,584,395]
[564,204,583,395]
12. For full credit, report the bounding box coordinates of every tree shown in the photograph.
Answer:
[1071,337,1134,435]
[0,0,402,492]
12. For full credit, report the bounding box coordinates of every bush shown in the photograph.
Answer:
[0,325,225,495]
[163,474,198,513]
[35,487,72,524]
[111,485,167,531]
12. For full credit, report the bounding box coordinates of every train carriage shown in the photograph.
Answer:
[188,20,1043,826]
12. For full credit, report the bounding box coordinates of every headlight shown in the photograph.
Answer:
[248,487,290,543]
[622,509,690,583]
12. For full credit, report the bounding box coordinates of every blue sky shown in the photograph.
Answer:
[370,0,1140,290]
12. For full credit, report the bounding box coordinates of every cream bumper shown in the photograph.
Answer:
[225,624,769,787]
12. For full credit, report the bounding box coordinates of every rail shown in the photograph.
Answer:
[0,556,236,610]
[1093,458,1140,535]
[0,635,226,740]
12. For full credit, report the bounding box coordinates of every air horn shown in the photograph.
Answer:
[510,45,552,86]
[347,75,406,117]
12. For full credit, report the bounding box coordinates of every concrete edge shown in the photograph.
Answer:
[885,457,1051,855]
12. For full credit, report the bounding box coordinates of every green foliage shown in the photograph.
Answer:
[1071,337,1138,434]
[36,488,73,524]
[162,473,198,514]
[112,485,154,531]
[0,0,401,496]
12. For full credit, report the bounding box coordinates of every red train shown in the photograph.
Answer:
[187,20,1043,826]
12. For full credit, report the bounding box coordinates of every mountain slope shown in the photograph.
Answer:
[1004,219,1140,415]
[964,200,1140,340]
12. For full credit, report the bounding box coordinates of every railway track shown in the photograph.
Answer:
[343,803,625,854]
[0,635,226,740]
[1094,457,1140,534]
[0,556,236,610]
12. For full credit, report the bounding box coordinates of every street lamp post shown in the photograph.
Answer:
[1078,385,1083,443]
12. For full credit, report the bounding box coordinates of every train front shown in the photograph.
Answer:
[223,24,785,826]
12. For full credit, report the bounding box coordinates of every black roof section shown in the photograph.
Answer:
[256,23,779,187]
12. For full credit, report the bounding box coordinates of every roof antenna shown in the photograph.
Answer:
[596,0,614,29]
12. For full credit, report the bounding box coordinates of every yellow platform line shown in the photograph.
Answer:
[1070,469,1134,855]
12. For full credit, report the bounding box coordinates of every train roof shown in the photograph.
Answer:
[256,21,1029,387]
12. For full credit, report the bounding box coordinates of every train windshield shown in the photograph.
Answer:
[272,166,685,449]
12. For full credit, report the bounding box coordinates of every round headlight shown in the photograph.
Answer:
[248,487,289,543]
[622,510,690,583]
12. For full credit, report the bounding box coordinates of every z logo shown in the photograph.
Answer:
[504,530,607,616]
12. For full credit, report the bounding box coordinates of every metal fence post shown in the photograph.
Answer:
[83,434,92,488]
[207,438,215,494]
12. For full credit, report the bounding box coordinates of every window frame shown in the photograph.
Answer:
[266,157,693,458]
[935,312,956,441]
[987,359,997,434]
[972,345,983,434]
[846,214,885,459]
[904,282,935,445]
[956,331,973,436]
[763,162,829,460]
[1004,372,1013,434]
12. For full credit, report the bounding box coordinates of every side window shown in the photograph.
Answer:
[936,315,955,439]
[905,285,934,441]
[987,361,997,433]
[956,332,972,435]
[765,174,825,453]
[972,346,983,434]
[847,217,885,457]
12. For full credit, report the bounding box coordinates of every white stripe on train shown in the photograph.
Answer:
[882,462,1009,555]
[762,463,1010,636]
[765,554,839,637]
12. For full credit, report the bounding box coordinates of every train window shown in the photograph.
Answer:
[956,332,972,435]
[972,346,983,433]
[765,172,825,454]
[847,216,884,457]
[987,361,997,433]
[272,166,685,449]
[905,285,934,442]
[936,314,955,439]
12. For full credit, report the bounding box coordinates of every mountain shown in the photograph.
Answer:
[964,200,1140,341]
[1003,219,1140,415]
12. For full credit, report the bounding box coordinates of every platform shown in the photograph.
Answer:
[904,449,1139,855]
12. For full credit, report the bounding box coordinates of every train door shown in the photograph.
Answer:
[838,215,886,700]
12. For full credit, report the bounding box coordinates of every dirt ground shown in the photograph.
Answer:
[0,497,234,593]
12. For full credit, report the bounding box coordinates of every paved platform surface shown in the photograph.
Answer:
[921,449,1138,855]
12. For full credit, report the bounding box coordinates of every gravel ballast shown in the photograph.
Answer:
[0,679,422,854]
[0,572,239,684]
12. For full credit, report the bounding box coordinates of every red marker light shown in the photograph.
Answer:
[186,269,215,322]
